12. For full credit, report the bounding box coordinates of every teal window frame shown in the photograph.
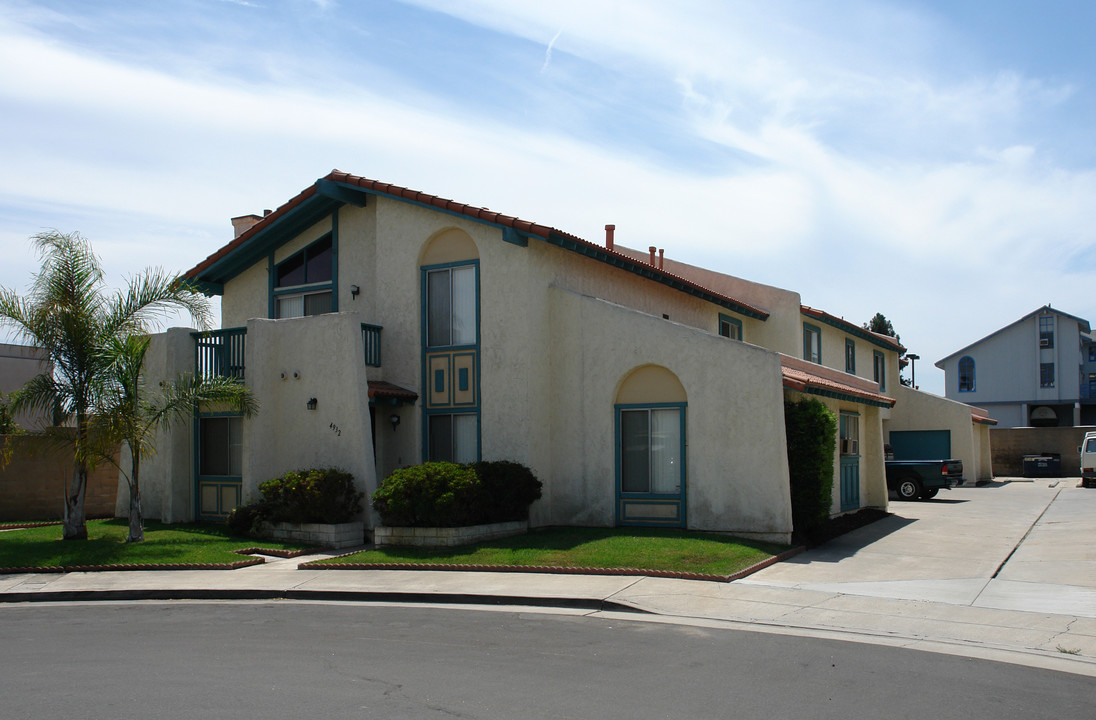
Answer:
[420,259,481,464]
[845,338,856,374]
[803,323,821,364]
[718,314,743,341]
[873,350,886,391]
[270,230,338,319]
[958,356,975,392]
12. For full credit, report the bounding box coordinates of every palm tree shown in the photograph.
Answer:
[0,231,212,540]
[92,335,258,542]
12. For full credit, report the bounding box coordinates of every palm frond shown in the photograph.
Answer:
[106,268,213,337]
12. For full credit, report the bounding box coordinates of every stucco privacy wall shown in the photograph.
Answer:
[886,385,991,482]
[244,313,376,515]
[0,435,118,521]
[547,287,793,543]
[114,327,199,523]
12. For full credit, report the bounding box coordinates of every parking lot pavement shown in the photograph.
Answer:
[739,479,1096,618]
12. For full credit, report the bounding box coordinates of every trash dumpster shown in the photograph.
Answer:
[1022,453,1062,478]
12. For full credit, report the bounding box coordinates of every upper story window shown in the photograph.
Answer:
[1088,345,1096,362]
[845,338,856,374]
[718,314,742,341]
[426,264,477,348]
[274,235,334,318]
[873,350,886,391]
[803,323,821,364]
[1040,362,1055,388]
[958,356,975,392]
[1039,315,1054,348]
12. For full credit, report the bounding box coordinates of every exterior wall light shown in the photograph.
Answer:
[350,284,361,299]
[390,413,400,431]
[307,398,318,411]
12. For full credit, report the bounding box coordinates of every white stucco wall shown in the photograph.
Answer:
[114,327,199,523]
[244,313,377,520]
[547,287,794,542]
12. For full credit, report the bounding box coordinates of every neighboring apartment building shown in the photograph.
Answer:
[125,170,992,541]
[0,342,52,430]
[936,305,1095,428]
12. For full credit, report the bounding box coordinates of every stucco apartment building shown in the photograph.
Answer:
[936,305,1096,428]
[128,170,992,543]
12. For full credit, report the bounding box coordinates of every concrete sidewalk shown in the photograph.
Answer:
[2,480,1095,676]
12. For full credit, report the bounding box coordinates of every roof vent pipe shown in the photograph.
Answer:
[605,224,615,251]
[658,248,664,270]
[649,246,657,265]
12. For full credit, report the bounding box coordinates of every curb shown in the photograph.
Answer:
[0,587,650,614]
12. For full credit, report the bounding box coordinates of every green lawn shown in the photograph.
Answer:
[307,526,790,577]
[0,519,312,570]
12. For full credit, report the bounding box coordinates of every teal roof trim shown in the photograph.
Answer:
[803,310,903,353]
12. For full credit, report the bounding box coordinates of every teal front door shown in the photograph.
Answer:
[839,412,860,512]
[840,456,860,512]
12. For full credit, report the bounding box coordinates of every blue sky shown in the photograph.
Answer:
[2,0,1094,397]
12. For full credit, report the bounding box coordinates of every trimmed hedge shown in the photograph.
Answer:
[226,467,363,537]
[372,460,542,528]
[784,398,837,538]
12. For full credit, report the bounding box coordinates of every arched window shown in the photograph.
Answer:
[421,229,480,463]
[958,356,975,392]
[615,365,687,527]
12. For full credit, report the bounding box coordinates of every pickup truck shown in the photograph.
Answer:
[885,459,964,500]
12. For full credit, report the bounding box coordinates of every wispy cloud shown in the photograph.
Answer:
[541,29,562,74]
[1,0,1094,393]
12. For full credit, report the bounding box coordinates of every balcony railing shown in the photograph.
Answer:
[194,323,383,379]
[194,327,247,381]
[362,323,382,367]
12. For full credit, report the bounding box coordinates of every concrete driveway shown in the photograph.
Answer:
[740,479,1096,617]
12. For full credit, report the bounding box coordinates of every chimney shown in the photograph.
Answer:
[605,224,615,251]
[649,246,657,265]
[658,248,664,270]
[231,214,264,239]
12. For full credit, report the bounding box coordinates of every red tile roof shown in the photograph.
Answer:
[971,407,998,426]
[781,355,896,407]
[184,170,768,319]
[800,305,906,353]
[367,380,418,402]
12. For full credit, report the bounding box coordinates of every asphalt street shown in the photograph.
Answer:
[2,602,1094,720]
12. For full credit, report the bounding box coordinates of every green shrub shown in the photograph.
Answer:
[225,502,264,537]
[471,460,542,522]
[784,398,837,539]
[257,468,364,524]
[372,460,542,527]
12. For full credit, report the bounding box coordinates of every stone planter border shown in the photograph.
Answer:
[261,520,365,549]
[373,520,527,548]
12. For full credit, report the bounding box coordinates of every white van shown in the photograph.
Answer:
[1081,432,1096,488]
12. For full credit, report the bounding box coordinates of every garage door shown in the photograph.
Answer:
[890,430,951,460]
